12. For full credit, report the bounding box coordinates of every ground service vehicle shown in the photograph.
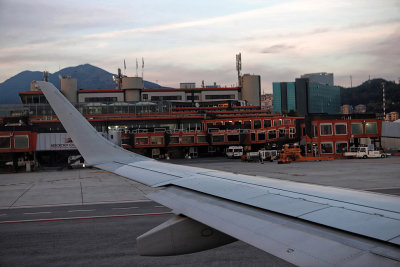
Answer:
[259,150,278,162]
[226,146,243,158]
[344,147,387,159]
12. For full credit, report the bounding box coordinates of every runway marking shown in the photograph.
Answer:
[7,199,152,209]
[112,207,139,210]
[23,211,52,215]
[0,212,173,224]
[154,205,165,208]
[68,209,95,213]
[0,214,7,216]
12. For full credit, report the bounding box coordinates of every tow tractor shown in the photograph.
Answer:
[278,144,334,164]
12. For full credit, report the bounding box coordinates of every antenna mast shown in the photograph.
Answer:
[350,75,352,88]
[136,58,138,77]
[236,53,242,87]
[142,57,144,80]
[382,81,386,118]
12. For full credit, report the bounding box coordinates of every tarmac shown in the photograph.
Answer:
[0,156,399,267]
[1,156,399,209]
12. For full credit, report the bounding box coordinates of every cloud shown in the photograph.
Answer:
[1,0,400,88]
[261,44,296,54]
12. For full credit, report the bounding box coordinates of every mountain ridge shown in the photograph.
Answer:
[0,64,164,104]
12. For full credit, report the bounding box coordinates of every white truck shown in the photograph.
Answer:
[344,147,388,159]
[226,146,244,158]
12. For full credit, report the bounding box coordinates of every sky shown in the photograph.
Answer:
[0,0,399,93]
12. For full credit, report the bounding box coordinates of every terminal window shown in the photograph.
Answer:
[212,135,225,143]
[151,96,182,101]
[14,135,29,149]
[264,120,271,128]
[244,120,252,129]
[0,136,11,149]
[336,142,348,153]
[365,122,377,134]
[186,95,200,100]
[205,95,235,100]
[335,123,347,135]
[151,136,164,145]
[84,97,118,102]
[169,136,179,144]
[227,134,239,142]
[197,135,207,143]
[268,130,277,139]
[258,132,266,141]
[135,137,148,145]
[351,123,363,135]
[312,124,318,137]
[279,128,286,137]
[321,142,333,154]
[182,136,194,144]
[320,124,333,136]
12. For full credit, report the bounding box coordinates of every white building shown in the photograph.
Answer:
[78,89,125,103]
[141,88,240,103]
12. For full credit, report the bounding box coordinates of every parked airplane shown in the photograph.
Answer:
[37,81,400,266]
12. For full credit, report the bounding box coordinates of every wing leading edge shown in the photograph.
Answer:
[37,81,400,266]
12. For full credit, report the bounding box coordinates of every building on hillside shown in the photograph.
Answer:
[385,111,399,122]
[341,104,353,114]
[300,72,334,86]
[273,78,341,116]
[354,104,367,113]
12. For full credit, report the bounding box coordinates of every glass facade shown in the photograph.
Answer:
[272,82,281,113]
[287,82,296,111]
[273,81,340,115]
[308,83,341,114]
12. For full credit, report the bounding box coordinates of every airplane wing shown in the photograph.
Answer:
[37,81,400,266]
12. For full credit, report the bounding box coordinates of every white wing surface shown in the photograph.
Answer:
[37,81,400,266]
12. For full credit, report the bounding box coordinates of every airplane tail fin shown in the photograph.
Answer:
[36,81,146,165]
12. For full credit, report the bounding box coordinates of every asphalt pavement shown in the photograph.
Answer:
[0,201,292,267]
[0,156,399,266]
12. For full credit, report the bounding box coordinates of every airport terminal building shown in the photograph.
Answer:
[0,73,384,168]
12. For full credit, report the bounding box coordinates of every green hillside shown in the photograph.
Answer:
[341,79,400,114]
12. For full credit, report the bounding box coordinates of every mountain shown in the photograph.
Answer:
[0,64,164,104]
[341,79,400,114]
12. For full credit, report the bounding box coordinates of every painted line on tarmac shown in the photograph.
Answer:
[68,209,95,213]
[23,211,52,215]
[0,214,7,216]
[6,199,153,209]
[112,207,139,210]
[0,212,173,224]
[154,206,165,208]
